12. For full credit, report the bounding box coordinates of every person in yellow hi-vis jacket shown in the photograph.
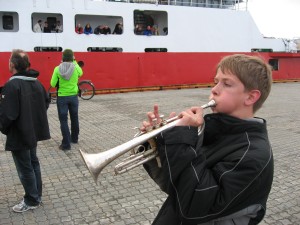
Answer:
[50,49,83,150]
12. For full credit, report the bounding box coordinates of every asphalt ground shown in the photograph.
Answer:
[0,82,299,225]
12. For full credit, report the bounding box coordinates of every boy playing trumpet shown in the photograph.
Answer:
[141,54,274,225]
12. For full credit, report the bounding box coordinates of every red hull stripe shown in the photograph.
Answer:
[1,52,300,92]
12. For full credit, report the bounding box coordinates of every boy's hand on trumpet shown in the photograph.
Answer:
[140,104,205,132]
[141,104,161,132]
[177,106,205,127]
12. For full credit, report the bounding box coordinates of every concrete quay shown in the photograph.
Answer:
[0,82,299,225]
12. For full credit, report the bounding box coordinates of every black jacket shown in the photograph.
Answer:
[26,69,40,78]
[0,73,50,151]
[145,113,274,225]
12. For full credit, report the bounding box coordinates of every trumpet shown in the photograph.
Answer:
[80,100,216,183]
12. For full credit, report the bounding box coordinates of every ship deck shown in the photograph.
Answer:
[0,82,299,224]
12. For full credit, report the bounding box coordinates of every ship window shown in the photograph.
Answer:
[134,10,168,36]
[31,13,63,33]
[251,48,273,52]
[3,15,13,30]
[0,12,19,32]
[269,59,279,71]
[87,47,123,52]
[75,15,123,35]
[34,47,62,52]
[145,48,167,52]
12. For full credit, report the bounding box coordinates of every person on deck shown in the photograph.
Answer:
[33,20,43,33]
[75,24,83,34]
[83,23,93,35]
[143,25,153,36]
[112,23,123,35]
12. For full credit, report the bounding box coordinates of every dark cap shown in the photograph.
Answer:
[62,49,74,62]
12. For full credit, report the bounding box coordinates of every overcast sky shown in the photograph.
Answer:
[241,0,300,39]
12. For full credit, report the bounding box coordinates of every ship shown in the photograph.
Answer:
[0,0,300,93]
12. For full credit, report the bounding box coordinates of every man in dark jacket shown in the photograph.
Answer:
[141,54,274,225]
[0,49,50,213]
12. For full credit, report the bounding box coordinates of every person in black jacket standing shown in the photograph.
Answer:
[0,49,50,213]
[141,54,274,225]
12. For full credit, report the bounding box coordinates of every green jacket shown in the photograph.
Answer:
[50,61,83,96]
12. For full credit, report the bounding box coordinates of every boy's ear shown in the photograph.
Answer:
[9,61,15,71]
[245,90,261,106]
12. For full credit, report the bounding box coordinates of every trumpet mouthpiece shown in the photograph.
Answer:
[201,100,216,109]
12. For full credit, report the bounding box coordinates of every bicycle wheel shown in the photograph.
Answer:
[48,87,57,104]
[78,81,95,100]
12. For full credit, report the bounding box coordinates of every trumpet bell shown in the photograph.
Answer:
[79,149,105,183]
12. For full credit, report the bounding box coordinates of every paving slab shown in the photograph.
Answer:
[0,82,299,225]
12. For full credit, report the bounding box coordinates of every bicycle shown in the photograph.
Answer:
[77,80,95,100]
[48,80,95,104]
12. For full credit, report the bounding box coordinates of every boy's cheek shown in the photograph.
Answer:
[211,107,218,113]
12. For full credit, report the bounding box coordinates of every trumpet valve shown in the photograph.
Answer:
[133,127,143,138]
[152,115,165,129]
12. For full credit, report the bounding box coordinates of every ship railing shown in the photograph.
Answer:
[167,1,237,9]
[108,0,247,11]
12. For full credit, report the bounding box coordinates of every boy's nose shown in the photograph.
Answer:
[211,84,219,96]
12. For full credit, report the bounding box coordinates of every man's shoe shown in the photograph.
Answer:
[71,140,78,144]
[59,145,71,151]
[12,200,39,213]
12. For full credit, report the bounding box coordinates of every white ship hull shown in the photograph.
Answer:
[0,0,299,91]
